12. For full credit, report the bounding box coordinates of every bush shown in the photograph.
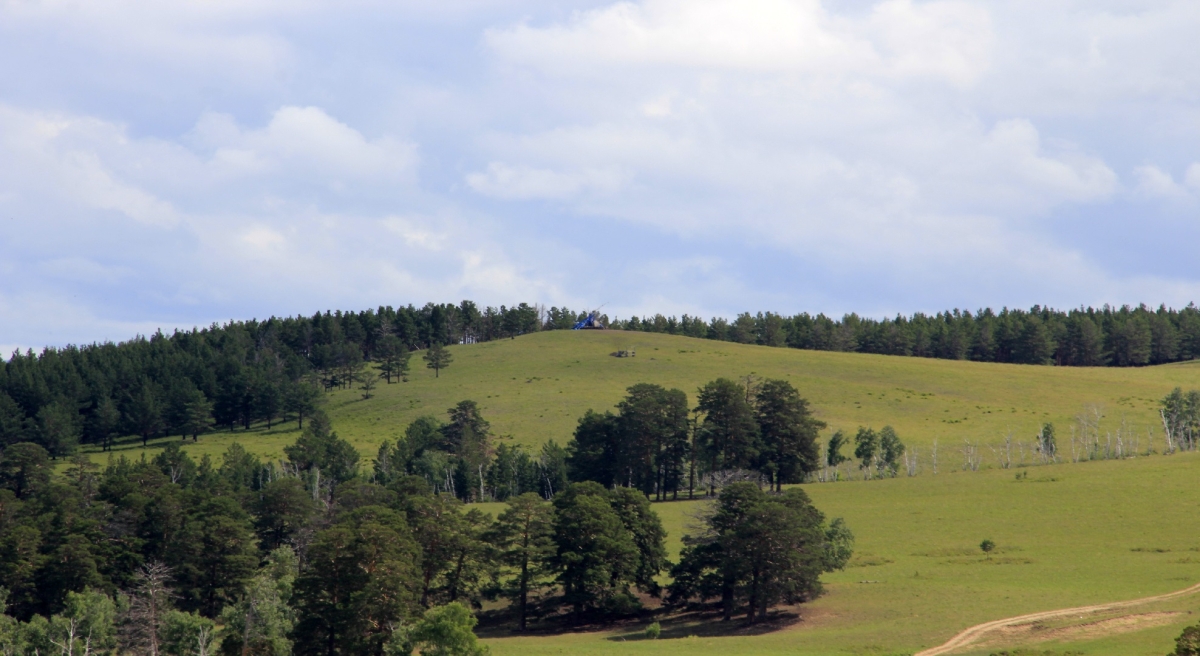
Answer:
[1173,624,1200,656]
[644,622,661,640]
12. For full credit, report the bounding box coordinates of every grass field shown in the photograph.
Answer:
[79,330,1200,654]
[86,329,1200,469]
[481,453,1200,656]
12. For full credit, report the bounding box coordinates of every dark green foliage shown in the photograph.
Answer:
[219,546,297,656]
[292,506,422,655]
[567,385,691,499]
[34,399,80,459]
[551,483,646,621]
[487,493,555,631]
[754,379,825,489]
[0,443,51,499]
[1173,623,1200,656]
[424,343,453,378]
[878,426,905,477]
[283,412,359,485]
[853,428,878,475]
[254,477,318,552]
[826,430,849,468]
[696,378,760,490]
[376,334,412,384]
[0,392,31,448]
[171,495,259,617]
[669,483,846,622]
[565,410,619,488]
[606,487,669,596]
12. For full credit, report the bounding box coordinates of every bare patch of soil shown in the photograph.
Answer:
[983,611,1185,648]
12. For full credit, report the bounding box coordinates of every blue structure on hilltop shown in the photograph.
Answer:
[573,310,605,330]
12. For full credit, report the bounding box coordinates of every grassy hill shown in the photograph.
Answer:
[92,329,1199,468]
[82,330,1200,654]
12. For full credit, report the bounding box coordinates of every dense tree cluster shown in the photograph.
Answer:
[0,302,550,461]
[566,378,826,499]
[0,388,852,653]
[668,483,852,622]
[612,304,1200,367]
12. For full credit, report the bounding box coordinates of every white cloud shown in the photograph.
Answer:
[466,162,625,199]
[5,0,1200,349]
[1133,165,1190,200]
[1185,164,1200,192]
[486,0,991,87]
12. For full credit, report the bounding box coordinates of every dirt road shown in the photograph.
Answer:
[914,581,1200,656]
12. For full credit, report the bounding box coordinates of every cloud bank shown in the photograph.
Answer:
[2,0,1200,350]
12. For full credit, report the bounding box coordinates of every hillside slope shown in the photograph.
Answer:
[95,329,1198,467]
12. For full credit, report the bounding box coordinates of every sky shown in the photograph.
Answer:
[2,0,1199,353]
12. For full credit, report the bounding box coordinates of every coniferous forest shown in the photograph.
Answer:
[3,301,1199,460]
[2,299,1199,653]
[0,377,852,654]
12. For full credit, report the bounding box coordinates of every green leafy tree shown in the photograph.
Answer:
[172,497,259,617]
[128,384,165,447]
[405,494,472,607]
[292,506,422,655]
[487,493,555,631]
[823,518,855,571]
[36,400,81,459]
[44,588,118,656]
[253,478,318,552]
[853,428,878,478]
[376,335,412,384]
[695,378,760,493]
[754,379,825,490]
[0,442,51,499]
[0,392,29,448]
[360,375,378,400]
[218,547,297,656]
[606,487,669,597]
[564,410,619,489]
[551,483,640,622]
[284,412,360,485]
[1173,623,1200,656]
[87,396,121,452]
[613,384,690,500]
[877,426,904,477]
[1038,422,1057,460]
[181,390,214,442]
[442,402,492,501]
[669,483,844,623]
[161,609,217,656]
[283,380,323,430]
[0,588,25,655]
[386,602,488,656]
[423,344,453,378]
[826,431,849,468]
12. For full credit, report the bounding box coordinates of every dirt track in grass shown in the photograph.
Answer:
[914,581,1200,655]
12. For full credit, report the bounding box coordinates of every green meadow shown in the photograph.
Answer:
[484,453,1200,656]
[80,330,1200,654]
[87,329,1200,468]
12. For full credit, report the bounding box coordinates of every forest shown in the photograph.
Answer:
[0,378,853,654]
[3,300,1200,462]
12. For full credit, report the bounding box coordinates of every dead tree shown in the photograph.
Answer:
[121,561,174,656]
